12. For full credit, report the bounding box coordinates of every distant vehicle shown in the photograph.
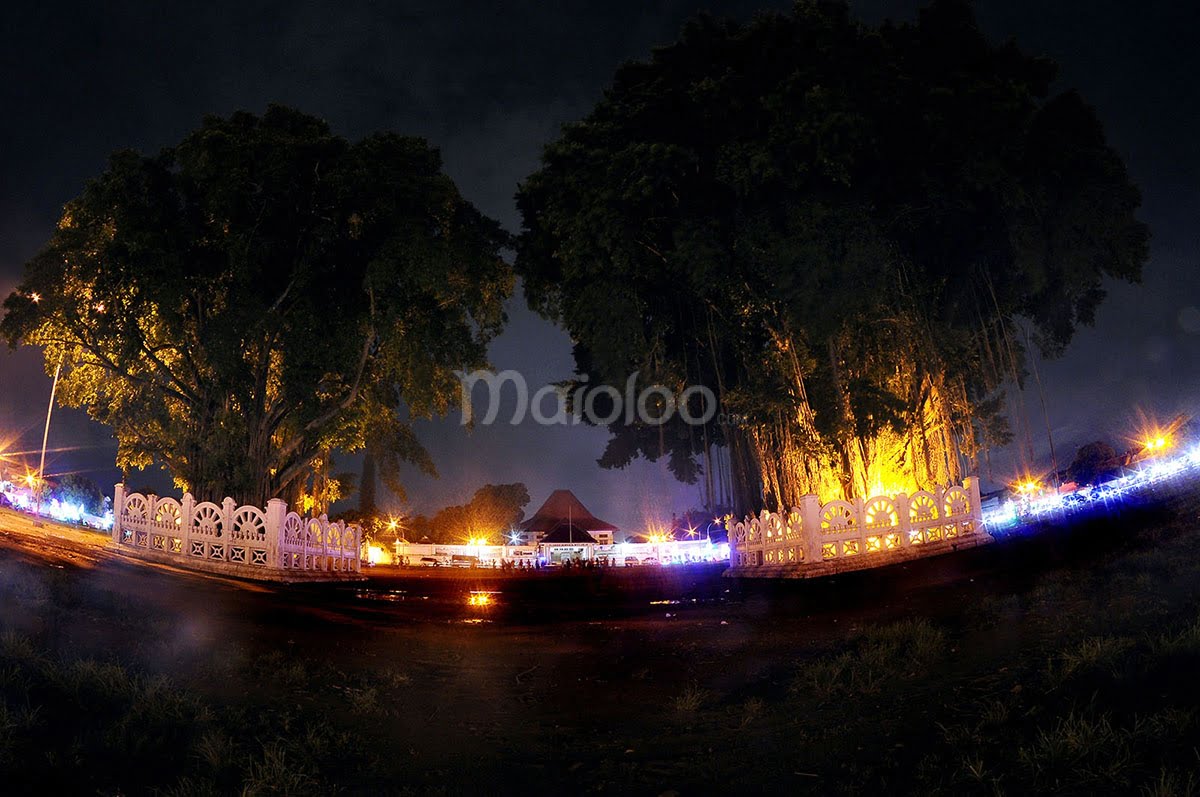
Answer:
[624,556,640,566]
[642,557,661,566]
[1091,484,1119,501]
[418,556,443,567]
[450,554,480,568]
[1062,493,1088,509]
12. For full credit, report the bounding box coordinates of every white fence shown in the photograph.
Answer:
[385,538,726,566]
[111,484,361,578]
[728,478,988,577]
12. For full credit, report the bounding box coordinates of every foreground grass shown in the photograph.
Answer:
[4,484,1200,793]
[0,627,387,795]
[692,488,1200,795]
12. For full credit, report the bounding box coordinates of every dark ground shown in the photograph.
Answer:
[3,480,1200,795]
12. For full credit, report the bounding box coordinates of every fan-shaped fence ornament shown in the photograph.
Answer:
[192,502,224,537]
[863,497,899,529]
[154,498,182,526]
[944,487,971,518]
[909,492,939,522]
[124,493,148,520]
[821,501,855,532]
[232,506,267,540]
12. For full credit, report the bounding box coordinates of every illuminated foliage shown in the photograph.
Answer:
[48,473,105,515]
[417,482,531,544]
[2,106,512,505]
[517,0,1148,511]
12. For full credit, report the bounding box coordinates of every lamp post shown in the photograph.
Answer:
[34,351,64,523]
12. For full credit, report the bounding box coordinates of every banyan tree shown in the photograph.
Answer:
[516,1,1148,514]
[3,107,512,507]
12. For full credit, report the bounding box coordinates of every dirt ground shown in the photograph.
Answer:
[0,486,1196,794]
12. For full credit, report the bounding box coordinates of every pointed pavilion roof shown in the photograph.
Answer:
[519,489,618,537]
[539,525,600,545]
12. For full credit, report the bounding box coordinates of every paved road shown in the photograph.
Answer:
[0,488,1173,634]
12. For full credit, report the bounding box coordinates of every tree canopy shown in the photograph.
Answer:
[48,473,106,515]
[517,0,1148,513]
[1067,441,1120,486]
[2,106,512,506]
[404,482,531,544]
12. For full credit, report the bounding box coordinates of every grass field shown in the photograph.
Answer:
[3,484,1200,794]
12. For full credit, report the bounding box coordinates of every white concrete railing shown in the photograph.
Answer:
[111,484,360,576]
[729,478,985,572]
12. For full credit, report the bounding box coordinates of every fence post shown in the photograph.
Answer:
[894,493,911,549]
[333,519,343,571]
[319,515,330,570]
[265,498,286,569]
[112,483,125,545]
[965,476,983,531]
[302,516,311,570]
[853,496,866,551]
[752,510,766,565]
[351,525,361,573]
[181,493,195,558]
[800,494,823,565]
[221,497,237,560]
[144,494,157,548]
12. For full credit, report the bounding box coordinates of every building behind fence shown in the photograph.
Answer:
[111,484,361,580]
[727,478,989,578]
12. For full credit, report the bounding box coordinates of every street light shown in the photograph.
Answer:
[34,350,65,521]
[706,518,721,539]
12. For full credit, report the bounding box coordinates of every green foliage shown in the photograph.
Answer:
[2,106,512,505]
[792,617,947,698]
[517,0,1148,509]
[47,473,104,514]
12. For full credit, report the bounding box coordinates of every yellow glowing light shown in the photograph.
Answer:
[29,292,41,304]
[366,545,385,565]
[467,592,493,607]
[1014,479,1040,494]
[869,481,905,498]
[1144,436,1169,451]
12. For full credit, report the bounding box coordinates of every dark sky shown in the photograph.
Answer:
[1,0,1197,533]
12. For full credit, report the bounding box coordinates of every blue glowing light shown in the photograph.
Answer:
[983,438,1200,532]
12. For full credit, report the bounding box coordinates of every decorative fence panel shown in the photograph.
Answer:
[111,484,361,579]
[728,478,988,577]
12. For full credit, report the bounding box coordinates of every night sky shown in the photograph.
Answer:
[1,1,1197,533]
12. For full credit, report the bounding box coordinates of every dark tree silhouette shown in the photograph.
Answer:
[517,0,1148,513]
[425,483,531,543]
[3,106,512,506]
[1067,441,1121,486]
